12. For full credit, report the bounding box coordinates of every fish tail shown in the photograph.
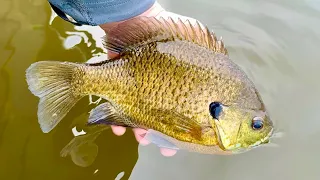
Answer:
[26,61,84,133]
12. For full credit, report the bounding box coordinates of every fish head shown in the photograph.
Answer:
[210,102,274,153]
[236,109,274,151]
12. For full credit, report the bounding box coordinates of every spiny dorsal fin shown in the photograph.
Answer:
[103,16,228,56]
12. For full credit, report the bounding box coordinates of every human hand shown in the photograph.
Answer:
[110,125,177,157]
[99,1,205,157]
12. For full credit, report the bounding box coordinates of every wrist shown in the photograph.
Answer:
[99,1,165,33]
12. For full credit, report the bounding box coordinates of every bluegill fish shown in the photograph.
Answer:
[26,16,274,154]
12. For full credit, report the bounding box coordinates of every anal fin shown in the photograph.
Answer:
[87,102,127,127]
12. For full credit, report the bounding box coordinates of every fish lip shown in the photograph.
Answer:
[264,127,274,143]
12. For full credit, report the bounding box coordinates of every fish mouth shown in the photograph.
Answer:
[226,129,274,154]
[248,128,274,149]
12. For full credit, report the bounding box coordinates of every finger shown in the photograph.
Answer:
[132,128,150,146]
[111,125,126,136]
[160,148,177,157]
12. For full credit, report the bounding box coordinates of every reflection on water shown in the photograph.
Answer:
[0,1,138,180]
[60,124,109,168]
[1,0,320,180]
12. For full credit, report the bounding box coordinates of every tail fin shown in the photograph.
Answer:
[26,61,83,133]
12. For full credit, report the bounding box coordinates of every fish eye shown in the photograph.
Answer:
[251,117,264,130]
[209,102,223,119]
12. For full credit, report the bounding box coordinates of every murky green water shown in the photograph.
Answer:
[1,0,320,179]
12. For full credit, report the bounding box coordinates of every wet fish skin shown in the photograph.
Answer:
[25,16,274,155]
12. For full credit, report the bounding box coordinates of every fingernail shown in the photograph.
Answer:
[160,148,177,157]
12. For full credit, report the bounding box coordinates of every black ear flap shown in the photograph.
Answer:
[209,102,223,120]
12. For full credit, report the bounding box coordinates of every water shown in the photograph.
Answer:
[1,0,320,179]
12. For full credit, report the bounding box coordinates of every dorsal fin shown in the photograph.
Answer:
[103,16,228,56]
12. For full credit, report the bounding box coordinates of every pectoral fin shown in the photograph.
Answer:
[143,129,179,150]
[151,109,205,141]
[87,102,128,127]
